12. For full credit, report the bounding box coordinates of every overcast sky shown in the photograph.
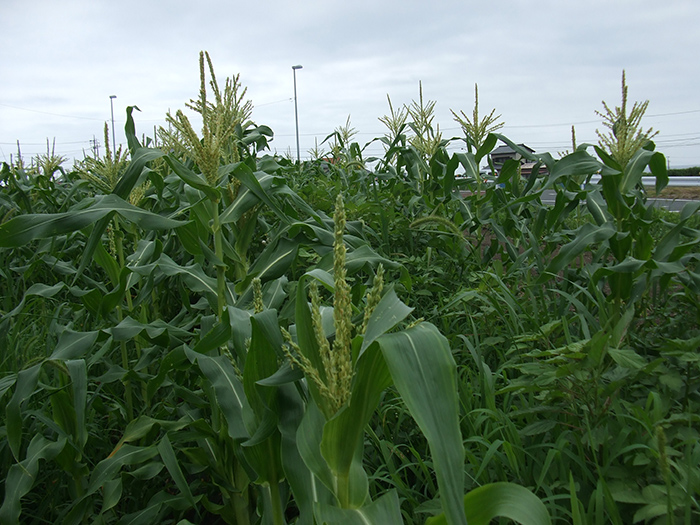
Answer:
[2,0,700,168]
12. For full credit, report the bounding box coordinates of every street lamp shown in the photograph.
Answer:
[109,95,117,155]
[292,65,302,163]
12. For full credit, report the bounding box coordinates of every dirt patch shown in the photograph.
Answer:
[646,186,700,200]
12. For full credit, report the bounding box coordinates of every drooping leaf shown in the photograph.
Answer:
[426,482,551,525]
[157,434,197,510]
[185,347,250,440]
[314,489,404,525]
[378,322,467,525]
[541,222,616,281]
[6,364,42,461]
[0,435,67,525]
[544,150,602,189]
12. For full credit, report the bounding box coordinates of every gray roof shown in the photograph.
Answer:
[491,144,535,155]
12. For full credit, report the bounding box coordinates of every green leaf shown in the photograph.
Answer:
[66,359,88,448]
[247,310,284,413]
[193,308,232,354]
[0,201,111,248]
[277,385,325,525]
[0,435,67,525]
[378,323,467,525]
[0,375,17,401]
[157,434,197,510]
[544,150,602,189]
[455,152,480,181]
[164,155,219,200]
[608,347,646,370]
[620,148,654,194]
[297,400,337,495]
[586,191,611,226]
[99,194,186,230]
[649,151,668,193]
[344,244,400,273]
[243,237,298,286]
[94,240,121,285]
[426,482,551,525]
[320,342,392,507]
[360,287,413,354]
[220,170,279,225]
[87,444,160,495]
[230,162,290,224]
[256,360,304,386]
[156,254,220,306]
[6,364,41,461]
[112,142,165,199]
[475,133,498,164]
[314,489,404,524]
[541,222,616,281]
[24,282,67,298]
[0,194,183,248]
[185,347,250,440]
[101,478,123,514]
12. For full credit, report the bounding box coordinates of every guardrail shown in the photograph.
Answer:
[588,175,700,187]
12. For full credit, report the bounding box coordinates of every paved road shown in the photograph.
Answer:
[539,190,695,212]
[459,189,697,212]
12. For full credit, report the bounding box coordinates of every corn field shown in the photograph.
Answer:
[0,55,699,524]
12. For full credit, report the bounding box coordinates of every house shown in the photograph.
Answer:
[488,143,547,177]
[489,143,535,171]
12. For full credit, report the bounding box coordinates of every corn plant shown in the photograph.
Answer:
[3,61,699,524]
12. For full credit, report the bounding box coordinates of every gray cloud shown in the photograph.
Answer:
[2,0,699,166]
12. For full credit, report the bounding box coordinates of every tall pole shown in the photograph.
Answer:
[109,95,117,156]
[292,65,303,163]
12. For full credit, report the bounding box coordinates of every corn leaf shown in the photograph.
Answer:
[540,222,616,281]
[219,171,279,224]
[320,341,392,507]
[314,489,403,524]
[0,435,67,525]
[297,400,336,493]
[157,434,197,510]
[66,359,88,448]
[49,329,100,361]
[185,347,250,440]
[544,150,602,189]
[426,482,551,525]
[277,384,327,525]
[6,364,42,461]
[0,193,184,248]
[378,322,467,525]
[360,287,413,354]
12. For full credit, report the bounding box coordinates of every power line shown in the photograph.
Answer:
[254,98,292,107]
[0,140,91,146]
[0,102,104,121]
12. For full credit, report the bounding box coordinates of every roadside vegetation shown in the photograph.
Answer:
[1,55,698,524]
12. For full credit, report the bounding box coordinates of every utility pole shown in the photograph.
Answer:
[109,95,117,155]
[292,65,303,163]
[90,135,101,157]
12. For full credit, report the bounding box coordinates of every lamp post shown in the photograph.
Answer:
[109,95,117,155]
[292,65,302,163]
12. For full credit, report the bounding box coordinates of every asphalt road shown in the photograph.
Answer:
[539,190,695,212]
